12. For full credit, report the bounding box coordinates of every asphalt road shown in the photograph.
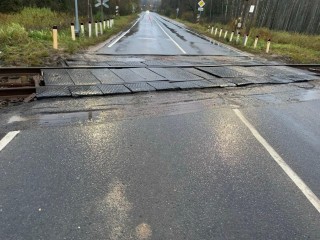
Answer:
[98,12,244,56]
[1,83,320,239]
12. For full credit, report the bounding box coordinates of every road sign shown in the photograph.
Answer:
[249,5,255,13]
[95,0,109,8]
[198,0,205,8]
[198,7,204,12]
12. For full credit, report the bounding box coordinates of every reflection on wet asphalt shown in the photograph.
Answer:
[98,12,245,56]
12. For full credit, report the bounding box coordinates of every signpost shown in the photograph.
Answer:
[197,0,205,22]
[95,0,109,22]
[116,6,119,16]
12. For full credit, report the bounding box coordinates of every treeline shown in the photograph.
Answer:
[0,0,140,16]
[160,0,320,34]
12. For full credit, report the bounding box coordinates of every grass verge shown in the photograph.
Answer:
[0,8,138,66]
[173,18,320,64]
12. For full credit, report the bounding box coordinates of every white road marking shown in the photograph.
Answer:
[233,109,320,213]
[108,18,141,48]
[0,131,20,152]
[138,37,157,40]
[153,18,187,54]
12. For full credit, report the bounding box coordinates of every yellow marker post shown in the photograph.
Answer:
[95,21,98,37]
[224,30,228,39]
[266,39,271,53]
[52,26,58,49]
[254,36,259,49]
[230,31,234,42]
[71,23,76,41]
[88,21,92,37]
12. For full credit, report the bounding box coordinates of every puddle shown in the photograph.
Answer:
[8,115,28,124]
[38,111,101,126]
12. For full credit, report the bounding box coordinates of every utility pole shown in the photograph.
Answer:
[74,0,80,35]
[210,0,213,21]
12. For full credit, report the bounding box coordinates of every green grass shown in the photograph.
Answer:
[0,8,138,66]
[174,19,320,64]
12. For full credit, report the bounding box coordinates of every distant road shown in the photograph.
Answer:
[98,12,245,56]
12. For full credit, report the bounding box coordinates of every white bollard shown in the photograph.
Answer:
[99,21,103,34]
[52,26,58,49]
[230,31,234,42]
[236,33,240,44]
[224,30,228,39]
[103,19,106,30]
[244,34,248,46]
[219,28,223,38]
[95,21,98,37]
[211,27,214,35]
[266,39,271,53]
[80,23,85,36]
[107,19,110,29]
[253,36,259,49]
[70,23,76,41]
[111,18,114,28]
[214,28,218,36]
[88,21,92,37]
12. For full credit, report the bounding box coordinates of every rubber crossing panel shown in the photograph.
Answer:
[111,69,145,83]
[67,69,101,85]
[125,83,156,92]
[98,84,131,95]
[197,67,253,78]
[149,68,203,81]
[147,81,179,90]
[91,69,125,84]
[69,85,103,97]
[37,86,71,98]
[130,68,166,81]
[42,69,74,86]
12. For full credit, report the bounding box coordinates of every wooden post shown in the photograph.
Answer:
[95,21,98,37]
[99,21,103,34]
[214,28,218,36]
[52,26,58,49]
[266,39,271,53]
[88,21,92,37]
[253,36,259,48]
[244,34,248,46]
[70,23,76,41]
[230,31,234,42]
[224,30,228,39]
[219,28,223,38]
[80,23,85,36]
[236,32,240,44]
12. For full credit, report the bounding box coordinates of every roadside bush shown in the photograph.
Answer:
[0,23,28,46]
[181,11,194,22]
[13,8,72,30]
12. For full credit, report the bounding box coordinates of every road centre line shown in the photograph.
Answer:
[233,109,320,213]
[108,17,141,48]
[153,17,187,54]
[0,131,20,152]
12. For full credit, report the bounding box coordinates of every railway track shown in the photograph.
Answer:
[0,64,319,100]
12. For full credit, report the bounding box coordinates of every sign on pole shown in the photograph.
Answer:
[198,0,205,8]
[249,5,255,13]
[198,7,204,12]
[95,0,109,8]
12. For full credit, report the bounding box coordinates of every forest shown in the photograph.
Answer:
[0,0,140,17]
[159,0,320,34]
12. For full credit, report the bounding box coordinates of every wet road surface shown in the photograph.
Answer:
[1,83,320,239]
[98,12,244,56]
